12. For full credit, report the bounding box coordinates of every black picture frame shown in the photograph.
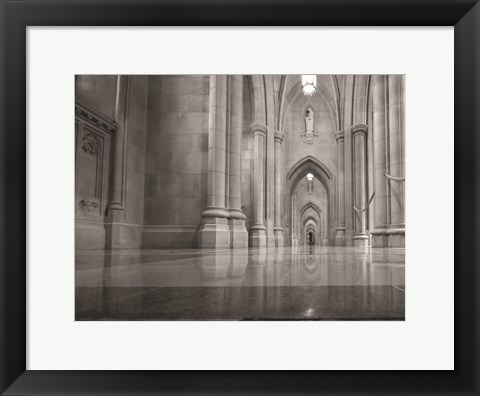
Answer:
[1,1,478,395]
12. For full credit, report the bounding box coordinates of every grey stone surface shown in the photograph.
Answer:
[75,74,405,251]
[76,246,405,320]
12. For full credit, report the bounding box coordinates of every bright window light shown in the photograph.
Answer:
[302,75,317,96]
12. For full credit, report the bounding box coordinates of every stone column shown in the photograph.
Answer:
[249,123,267,248]
[352,123,369,247]
[334,130,346,245]
[264,77,276,248]
[387,75,405,247]
[371,75,389,247]
[273,130,285,247]
[321,212,329,246]
[197,75,230,249]
[105,76,128,248]
[228,75,248,248]
[107,75,127,213]
[291,189,299,246]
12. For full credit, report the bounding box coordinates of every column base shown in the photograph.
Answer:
[353,234,369,247]
[345,229,354,246]
[292,234,300,247]
[249,225,267,248]
[388,227,405,248]
[104,208,122,249]
[104,209,143,249]
[197,208,231,250]
[228,218,248,249]
[334,227,346,246]
[266,234,276,248]
[371,230,389,248]
[322,236,329,246]
[77,220,105,250]
[105,223,142,249]
[274,227,284,247]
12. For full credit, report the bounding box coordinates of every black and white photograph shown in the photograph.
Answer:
[75,74,405,321]
[3,0,478,390]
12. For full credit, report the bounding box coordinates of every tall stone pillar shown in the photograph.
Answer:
[321,211,329,245]
[228,75,248,248]
[291,189,298,246]
[105,75,128,248]
[352,123,369,247]
[108,75,127,213]
[387,75,405,247]
[197,75,230,249]
[334,130,346,245]
[249,123,267,248]
[264,77,276,249]
[273,130,285,247]
[371,75,389,247]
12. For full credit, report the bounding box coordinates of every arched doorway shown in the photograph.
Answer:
[286,156,333,246]
[303,217,318,246]
[307,230,315,245]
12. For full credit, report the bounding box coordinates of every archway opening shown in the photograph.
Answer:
[307,231,315,245]
[287,157,332,247]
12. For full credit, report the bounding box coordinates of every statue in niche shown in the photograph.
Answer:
[305,107,314,133]
[301,106,318,144]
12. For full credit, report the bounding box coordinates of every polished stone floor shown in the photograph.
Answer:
[75,246,405,321]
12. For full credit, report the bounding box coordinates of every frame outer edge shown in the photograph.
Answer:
[0,0,479,395]
[454,1,480,395]
[0,1,27,395]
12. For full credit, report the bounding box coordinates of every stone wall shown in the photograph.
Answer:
[282,89,337,245]
[74,99,114,250]
[75,75,148,250]
[74,74,404,250]
[283,95,337,175]
[143,75,210,248]
[75,76,117,119]
[104,76,149,249]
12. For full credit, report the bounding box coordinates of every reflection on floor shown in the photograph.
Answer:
[75,246,405,321]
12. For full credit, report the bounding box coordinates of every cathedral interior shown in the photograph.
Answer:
[75,75,405,320]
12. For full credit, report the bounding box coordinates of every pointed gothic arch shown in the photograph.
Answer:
[279,78,339,132]
[300,201,323,219]
[286,156,333,246]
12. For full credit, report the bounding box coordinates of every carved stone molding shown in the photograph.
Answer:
[81,131,102,156]
[301,130,318,144]
[334,130,345,142]
[250,123,267,137]
[79,199,99,212]
[385,173,405,182]
[351,123,368,136]
[274,130,285,143]
[75,98,116,134]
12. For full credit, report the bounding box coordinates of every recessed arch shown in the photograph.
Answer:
[300,204,322,246]
[303,102,315,116]
[280,78,339,132]
[304,217,318,246]
[287,157,333,247]
[287,155,333,182]
[303,215,319,228]
[304,218,318,230]
[300,201,323,220]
